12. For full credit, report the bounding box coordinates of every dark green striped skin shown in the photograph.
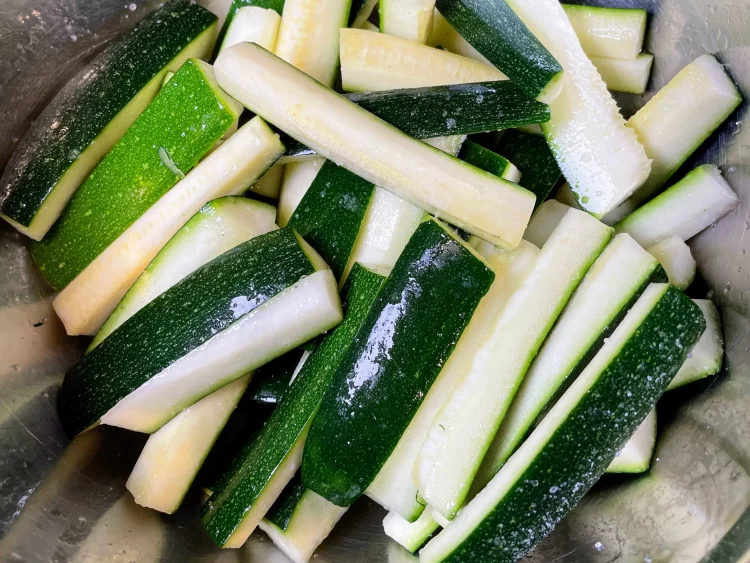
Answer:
[31,59,239,290]
[494,130,562,209]
[247,349,305,404]
[458,140,512,178]
[435,0,562,101]
[302,220,495,507]
[0,1,217,227]
[216,0,286,53]
[348,0,371,25]
[57,228,316,438]
[441,286,705,563]
[281,82,550,160]
[201,264,386,547]
[265,471,307,530]
[288,161,375,280]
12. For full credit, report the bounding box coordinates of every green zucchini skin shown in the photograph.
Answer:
[265,471,307,530]
[247,349,305,404]
[288,161,375,280]
[281,82,550,159]
[58,228,316,438]
[458,140,512,177]
[435,0,562,101]
[433,286,704,563]
[0,0,218,230]
[31,59,239,290]
[201,264,386,547]
[302,220,495,507]
[218,0,286,48]
[494,130,561,209]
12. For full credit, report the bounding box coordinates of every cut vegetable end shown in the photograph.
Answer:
[646,236,696,290]
[380,0,436,44]
[606,409,656,474]
[562,4,647,60]
[591,53,653,95]
[383,509,440,553]
[523,200,570,248]
[220,6,281,53]
[668,299,723,390]
[277,158,325,227]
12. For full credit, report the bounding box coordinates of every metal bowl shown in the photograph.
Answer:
[1,0,749,561]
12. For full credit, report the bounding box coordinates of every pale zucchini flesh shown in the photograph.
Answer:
[606,408,656,474]
[90,196,278,351]
[349,0,380,28]
[668,299,723,390]
[416,209,612,520]
[523,199,570,248]
[366,240,539,521]
[562,4,647,60]
[249,161,285,199]
[215,43,535,250]
[504,0,651,218]
[429,10,492,66]
[53,117,284,336]
[477,234,661,483]
[591,53,654,95]
[383,509,440,553]
[220,6,281,52]
[614,164,739,248]
[277,158,325,227]
[127,375,251,513]
[647,236,696,290]
[275,0,351,87]
[380,0,436,44]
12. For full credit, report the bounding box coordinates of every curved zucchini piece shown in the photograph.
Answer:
[380,0,435,44]
[416,209,612,520]
[89,196,277,350]
[591,53,653,95]
[647,236,696,290]
[458,140,520,184]
[0,0,218,241]
[350,0,379,27]
[523,200,569,248]
[127,375,251,513]
[58,228,342,437]
[340,28,506,92]
[562,4,647,60]
[278,158,325,227]
[429,10,491,66]
[303,219,495,508]
[260,473,348,563]
[477,234,663,483]
[384,509,440,553]
[216,43,535,250]
[420,284,705,563]
[505,0,651,218]
[668,299,723,390]
[53,117,284,336]
[366,240,539,522]
[288,161,375,280]
[201,264,386,548]
[220,6,281,52]
[435,0,563,103]
[614,165,739,248]
[30,59,243,290]
[275,0,352,87]
[606,408,656,474]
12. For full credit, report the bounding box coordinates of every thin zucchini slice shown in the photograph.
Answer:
[340,28,505,92]
[416,209,612,520]
[288,161,376,280]
[504,0,651,218]
[277,158,326,227]
[366,240,539,522]
[668,300,723,390]
[218,0,286,46]
[303,219,495,508]
[614,164,739,248]
[477,234,663,483]
[201,265,386,548]
[0,0,218,241]
[260,473,348,563]
[30,59,243,291]
[275,0,352,87]
[429,10,491,66]
[590,53,654,94]
[58,228,342,437]
[435,0,563,103]
[248,162,285,199]
[380,0,435,44]
[216,43,535,250]
[420,284,705,563]
[458,141,520,184]
[53,117,284,336]
[383,509,440,553]
[220,6,281,52]
[606,54,743,221]
[561,4,647,60]
[606,409,657,474]
[127,375,251,513]
[350,0,380,27]
[523,200,569,248]
[89,196,277,351]
[647,236,696,290]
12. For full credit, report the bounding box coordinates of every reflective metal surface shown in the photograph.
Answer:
[0,0,749,561]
